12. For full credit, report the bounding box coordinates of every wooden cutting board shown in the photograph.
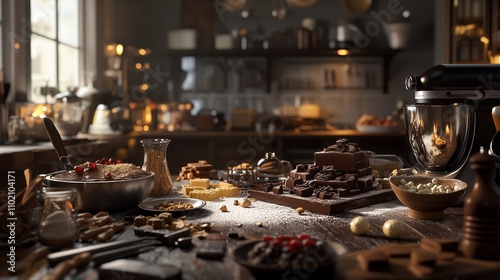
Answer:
[248,188,395,215]
[336,245,500,280]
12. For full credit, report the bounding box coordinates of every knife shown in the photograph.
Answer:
[43,117,74,172]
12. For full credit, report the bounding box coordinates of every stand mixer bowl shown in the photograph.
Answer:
[404,104,474,176]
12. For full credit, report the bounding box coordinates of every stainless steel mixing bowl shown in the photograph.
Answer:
[404,104,474,175]
[43,171,154,212]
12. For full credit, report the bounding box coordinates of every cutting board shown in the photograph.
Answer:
[248,188,395,215]
[336,245,500,280]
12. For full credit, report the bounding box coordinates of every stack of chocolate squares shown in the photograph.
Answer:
[177,160,217,181]
[282,139,375,199]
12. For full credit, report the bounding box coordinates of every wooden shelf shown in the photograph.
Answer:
[166,48,400,93]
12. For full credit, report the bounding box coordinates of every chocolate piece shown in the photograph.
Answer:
[196,240,226,260]
[294,186,314,197]
[307,164,321,175]
[376,243,414,258]
[420,238,459,253]
[272,185,283,194]
[349,189,361,196]
[134,215,148,227]
[338,188,349,197]
[296,164,307,172]
[158,212,173,225]
[358,167,373,177]
[99,259,182,280]
[356,250,389,271]
[410,249,438,267]
[319,192,335,199]
[227,232,240,239]
[314,151,335,167]
[175,237,193,248]
[357,175,374,192]
[408,264,434,278]
[147,218,165,229]
[333,153,358,173]
[285,176,303,189]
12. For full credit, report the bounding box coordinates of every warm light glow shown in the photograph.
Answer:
[337,49,349,56]
[140,84,149,91]
[14,43,21,50]
[143,125,150,131]
[32,105,50,117]
[480,36,489,45]
[135,63,143,70]
[138,48,150,56]
[116,44,124,56]
[491,54,500,64]
[445,124,451,138]
[433,123,437,135]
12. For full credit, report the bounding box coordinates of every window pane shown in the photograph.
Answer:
[58,0,79,46]
[58,44,79,91]
[31,34,57,103]
[31,0,56,39]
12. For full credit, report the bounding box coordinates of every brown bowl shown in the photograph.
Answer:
[389,175,467,220]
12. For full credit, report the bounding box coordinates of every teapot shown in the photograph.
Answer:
[256,152,292,181]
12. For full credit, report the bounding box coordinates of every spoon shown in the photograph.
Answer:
[43,117,74,173]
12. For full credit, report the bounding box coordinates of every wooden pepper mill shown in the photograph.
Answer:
[461,148,500,260]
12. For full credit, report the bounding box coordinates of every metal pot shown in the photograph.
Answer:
[43,171,154,212]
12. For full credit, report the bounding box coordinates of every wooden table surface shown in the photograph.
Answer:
[2,184,469,280]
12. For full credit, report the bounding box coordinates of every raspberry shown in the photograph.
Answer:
[302,238,316,248]
[104,173,113,180]
[271,239,282,247]
[262,235,273,242]
[88,162,97,171]
[277,235,290,242]
[298,233,310,240]
[74,166,84,176]
[107,158,116,164]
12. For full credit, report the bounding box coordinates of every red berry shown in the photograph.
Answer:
[88,162,97,171]
[299,233,310,240]
[107,158,116,164]
[289,238,301,248]
[74,166,84,176]
[104,173,113,180]
[95,159,102,164]
[277,235,289,242]
[302,238,316,248]
[271,239,282,247]
[116,160,122,164]
[262,235,273,242]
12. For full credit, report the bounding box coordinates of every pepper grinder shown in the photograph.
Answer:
[461,148,500,260]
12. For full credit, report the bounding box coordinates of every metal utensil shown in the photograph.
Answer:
[43,117,74,172]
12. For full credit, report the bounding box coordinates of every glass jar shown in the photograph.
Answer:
[256,152,292,181]
[141,138,174,196]
[53,88,83,136]
[8,115,27,143]
[38,188,78,248]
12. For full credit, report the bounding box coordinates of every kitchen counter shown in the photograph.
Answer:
[2,187,477,280]
[0,129,410,188]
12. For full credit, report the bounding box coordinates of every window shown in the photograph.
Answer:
[30,0,81,103]
[0,0,3,68]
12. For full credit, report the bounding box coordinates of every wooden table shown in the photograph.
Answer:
[2,187,469,280]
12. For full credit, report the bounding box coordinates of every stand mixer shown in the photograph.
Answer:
[404,64,500,188]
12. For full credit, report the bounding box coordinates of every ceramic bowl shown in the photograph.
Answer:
[389,175,467,220]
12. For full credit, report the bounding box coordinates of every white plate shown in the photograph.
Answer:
[356,124,402,133]
[139,197,206,212]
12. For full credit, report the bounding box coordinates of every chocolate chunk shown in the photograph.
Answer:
[196,240,226,260]
[296,164,307,172]
[356,250,389,271]
[357,167,373,177]
[294,186,314,197]
[307,164,321,175]
[376,243,414,258]
[338,188,349,197]
[314,151,335,167]
[175,237,193,248]
[410,249,438,267]
[357,175,374,192]
[319,192,335,199]
[420,238,459,253]
[408,264,434,277]
[227,232,239,239]
[349,189,361,196]
[272,185,283,194]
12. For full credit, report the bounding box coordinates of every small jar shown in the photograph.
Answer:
[141,138,174,196]
[8,115,27,143]
[256,152,292,181]
[38,188,78,248]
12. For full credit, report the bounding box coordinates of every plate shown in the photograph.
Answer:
[232,240,341,277]
[139,197,206,212]
[356,124,402,133]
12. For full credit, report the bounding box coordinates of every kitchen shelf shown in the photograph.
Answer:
[166,48,400,93]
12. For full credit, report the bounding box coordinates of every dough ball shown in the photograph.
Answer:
[382,219,403,238]
[350,216,371,235]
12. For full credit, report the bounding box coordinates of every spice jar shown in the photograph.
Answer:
[8,115,27,143]
[38,188,78,248]
[141,138,174,196]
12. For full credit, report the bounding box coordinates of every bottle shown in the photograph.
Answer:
[461,149,500,260]
[141,138,174,196]
[8,115,27,143]
[38,188,78,248]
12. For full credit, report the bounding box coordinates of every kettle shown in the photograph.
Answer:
[53,88,82,136]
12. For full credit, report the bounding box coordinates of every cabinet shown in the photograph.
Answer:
[166,48,400,94]
[447,0,499,63]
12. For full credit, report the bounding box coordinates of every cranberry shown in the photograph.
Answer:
[277,235,290,242]
[299,233,310,240]
[104,173,113,180]
[302,238,316,248]
[74,166,84,176]
[95,159,102,164]
[116,160,122,164]
[262,235,273,242]
[289,238,301,248]
[88,162,97,171]
[107,158,116,164]
[271,239,282,247]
